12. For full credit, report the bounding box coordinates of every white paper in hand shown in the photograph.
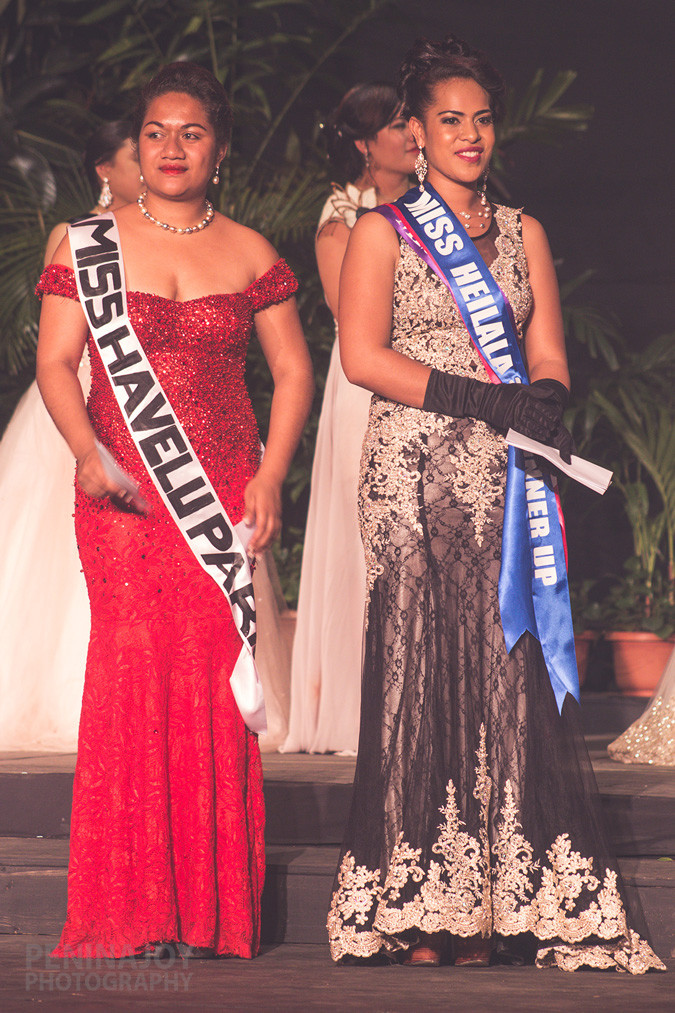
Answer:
[95,440,149,512]
[505,430,612,495]
[234,518,257,553]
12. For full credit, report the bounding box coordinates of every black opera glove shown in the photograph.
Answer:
[544,419,576,465]
[528,378,576,463]
[529,377,569,415]
[423,369,575,463]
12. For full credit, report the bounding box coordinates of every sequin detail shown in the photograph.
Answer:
[359,207,531,611]
[36,262,78,299]
[37,259,297,621]
[36,258,297,959]
[608,695,675,765]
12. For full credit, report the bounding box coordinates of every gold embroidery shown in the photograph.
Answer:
[358,207,528,616]
[492,780,538,934]
[373,778,489,939]
[327,853,383,961]
[531,836,627,943]
[536,930,663,974]
[327,725,666,972]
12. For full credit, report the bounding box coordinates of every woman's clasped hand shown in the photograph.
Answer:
[423,370,575,461]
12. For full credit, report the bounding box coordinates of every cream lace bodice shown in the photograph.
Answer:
[359,205,534,599]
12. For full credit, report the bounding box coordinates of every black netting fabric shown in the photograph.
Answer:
[326,208,663,974]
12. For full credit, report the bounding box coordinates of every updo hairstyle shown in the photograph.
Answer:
[398,35,505,124]
[84,120,133,191]
[131,62,233,150]
[324,83,400,184]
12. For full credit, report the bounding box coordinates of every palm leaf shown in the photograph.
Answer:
[496,70,593,156]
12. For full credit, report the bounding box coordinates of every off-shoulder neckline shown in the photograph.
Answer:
[44,259,286,305]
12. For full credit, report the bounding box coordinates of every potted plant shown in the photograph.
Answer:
[564,307,675,695]
[600,558,674,695]
[590,388,675,694]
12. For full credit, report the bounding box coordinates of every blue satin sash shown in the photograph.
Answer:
[374,183,579,713]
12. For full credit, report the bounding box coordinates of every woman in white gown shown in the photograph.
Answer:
[284,84,417,753]
[0,122,142,751]
[608,646,675,765]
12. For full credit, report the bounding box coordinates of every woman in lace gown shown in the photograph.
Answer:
[327,37,664,973]
[0,121,142,752]
[36,63,312,958]
[285,85,417,753]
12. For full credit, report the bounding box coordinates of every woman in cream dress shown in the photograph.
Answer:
[284,84,417,753]
[608,646,675,765]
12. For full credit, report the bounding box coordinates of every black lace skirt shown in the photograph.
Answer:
[328,425,663,973]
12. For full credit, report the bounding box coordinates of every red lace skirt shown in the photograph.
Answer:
[52,488,265,959]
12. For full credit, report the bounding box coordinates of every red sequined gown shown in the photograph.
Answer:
[37,259,298,959]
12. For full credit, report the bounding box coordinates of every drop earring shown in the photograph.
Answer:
[415,147,427,190]
[212,164,220,185]
[98,177,113,209]
[139,172,144,184]
[479,166,490,210]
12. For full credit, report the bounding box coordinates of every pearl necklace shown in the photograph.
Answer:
[456,189,491,230]
[137,192,214,234]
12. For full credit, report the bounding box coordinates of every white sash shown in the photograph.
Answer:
[68,212,266,733]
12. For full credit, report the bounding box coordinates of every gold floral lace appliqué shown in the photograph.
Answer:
[358,208,529,612]
[327,726,665,973]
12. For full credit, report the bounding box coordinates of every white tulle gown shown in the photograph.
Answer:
[283,184,377,754]
[608,645,675,765]
[0,357,291,753]
[0,364,92,751]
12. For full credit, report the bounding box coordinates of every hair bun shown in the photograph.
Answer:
[438,33,473,58]
[398,34,505,123]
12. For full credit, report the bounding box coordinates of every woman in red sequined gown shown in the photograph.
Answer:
[36,64,313,959]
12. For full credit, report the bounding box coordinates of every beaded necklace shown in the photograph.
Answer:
[137,192,214,235]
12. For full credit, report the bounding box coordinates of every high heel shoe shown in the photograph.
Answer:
[453,934,492,967]
[177,943,216,960]
[402,932,443,966]
[133,941,179,962]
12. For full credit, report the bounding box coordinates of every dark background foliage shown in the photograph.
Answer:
[0,0,672,614]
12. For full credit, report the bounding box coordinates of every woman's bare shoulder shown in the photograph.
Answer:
[520,213,555,263]
[316,218,351,245]
[47,233,74,270]
[44,222,70,266]
[216,214,281,276]
[520,213,549,244]
[348,208,400,260]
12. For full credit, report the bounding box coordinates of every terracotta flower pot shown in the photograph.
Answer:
[573,630,597,687]
[605,630,674,696]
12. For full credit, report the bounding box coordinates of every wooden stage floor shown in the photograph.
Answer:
[0,729,673,1011]
[0,935,671,1013]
